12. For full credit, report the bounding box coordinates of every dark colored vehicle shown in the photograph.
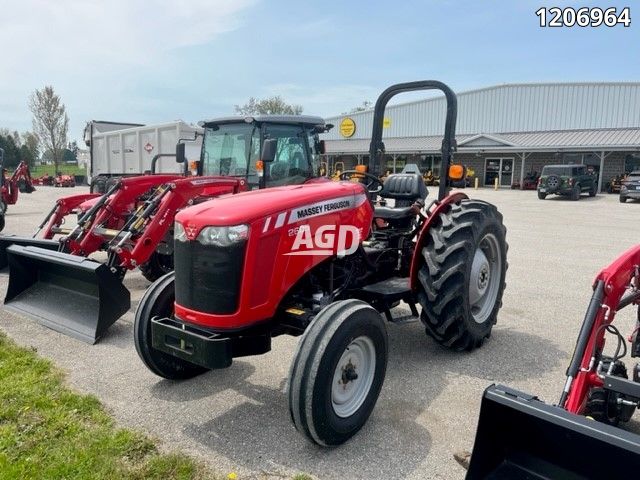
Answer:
[537,164,597,200]
[619,171,640,203]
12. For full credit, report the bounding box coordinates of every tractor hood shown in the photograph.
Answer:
[175,180,368,234]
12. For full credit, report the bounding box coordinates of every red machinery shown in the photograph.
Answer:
[466,245,640,478]
[133,81,509,446]
[54,174,75,187]
[3,116,332,343]
[0,156,37,232]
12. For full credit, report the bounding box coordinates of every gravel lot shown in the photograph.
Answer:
[1,185,639,479]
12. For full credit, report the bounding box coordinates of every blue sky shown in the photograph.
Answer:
[0,0,638,143]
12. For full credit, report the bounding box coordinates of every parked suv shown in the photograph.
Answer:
[537,164,597,201]
[619,170,640,203]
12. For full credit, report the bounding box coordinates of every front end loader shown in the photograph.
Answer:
[134,81,509,445]
[466,244,640,478]
[3,116,331,343]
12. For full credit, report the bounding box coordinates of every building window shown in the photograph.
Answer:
[625,154,640,173]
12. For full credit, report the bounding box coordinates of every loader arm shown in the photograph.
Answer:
[112,177,247,270]
[68,174,182,256]
[38,193,102,238]
[562,243,640,414]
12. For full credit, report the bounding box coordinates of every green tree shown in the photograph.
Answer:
[342,100,372,115]
[21,131,40,165]
[29,86,69,172]
[0,133,20,167]
[234,95,303,115]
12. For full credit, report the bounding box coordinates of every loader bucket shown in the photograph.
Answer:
[0,235,60,270]
[466,385,640,479]
[4,245,130,344]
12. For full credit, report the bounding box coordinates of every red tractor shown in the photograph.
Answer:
[466,245,640,477]
[134,81,509,446]
[3,116,331,343]
[0,150,36,232]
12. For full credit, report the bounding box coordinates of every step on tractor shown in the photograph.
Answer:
[134,81,509,446]
[466,246,640,478]
[3,115,331,343]
[0,148,36,232]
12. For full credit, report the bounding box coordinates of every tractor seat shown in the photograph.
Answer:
[374,173,427,220]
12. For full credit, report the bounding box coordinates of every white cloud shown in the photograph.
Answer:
[0,0,256,133]
[0,0,255,75]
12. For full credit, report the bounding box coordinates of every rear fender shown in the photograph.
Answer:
[409,192,468,291]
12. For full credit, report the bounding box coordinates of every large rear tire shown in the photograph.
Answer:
[134,272,208,380]
[139,251,174,282]
[417,199,507,351]
[588,183,597,197]
[288,299,388,446]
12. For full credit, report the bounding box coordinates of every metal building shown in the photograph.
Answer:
[321,83,640,191]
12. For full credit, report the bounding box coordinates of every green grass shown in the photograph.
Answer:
[0,331,214,480]
[29,164,86,176]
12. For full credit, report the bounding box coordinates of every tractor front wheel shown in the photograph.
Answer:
[288,299,388,446]
[417,200,507,351]
[139,251,174,282]
[134,272,208,380]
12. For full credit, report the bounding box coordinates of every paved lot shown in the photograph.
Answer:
[1,185,639,479]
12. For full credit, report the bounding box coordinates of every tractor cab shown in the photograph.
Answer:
[198,115,330,189]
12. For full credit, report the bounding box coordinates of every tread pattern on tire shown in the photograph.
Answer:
[134,272,207,380]
[417,199,507,351]
[288,299,388,446]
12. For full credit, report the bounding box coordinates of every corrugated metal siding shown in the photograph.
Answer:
[322,83,640,140]
[325,128,640,154]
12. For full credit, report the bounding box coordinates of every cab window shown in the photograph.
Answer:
[264,124,310,186]
[201,123,258,184]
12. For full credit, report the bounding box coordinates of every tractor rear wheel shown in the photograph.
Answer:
[134,272,208,380]
[417,199,507,351]
[589,183,597,197]
[288,299,388,446]
[139,251,174,282]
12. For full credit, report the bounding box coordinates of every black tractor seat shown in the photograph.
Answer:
[374,173,427,221]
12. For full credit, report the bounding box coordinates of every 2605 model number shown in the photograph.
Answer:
[536,7,631,27]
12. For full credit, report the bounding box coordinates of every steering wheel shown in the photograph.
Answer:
[339,170,383,195]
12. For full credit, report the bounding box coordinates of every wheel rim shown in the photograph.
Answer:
[469,233,502,324]
[331,336,376,418]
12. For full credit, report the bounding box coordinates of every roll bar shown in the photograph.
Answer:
[368,80,457,200]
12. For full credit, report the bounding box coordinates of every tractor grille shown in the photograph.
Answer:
[174,240,246,315]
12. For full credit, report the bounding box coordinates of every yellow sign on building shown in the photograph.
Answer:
[340,118,356,138]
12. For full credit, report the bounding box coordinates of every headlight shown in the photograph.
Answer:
[197,224,249,247]
[174,221,188,242]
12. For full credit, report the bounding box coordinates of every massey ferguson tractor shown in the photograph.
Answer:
[0,150,36,232]
[134,81,509,446]
[465,246,640,477]
[3,115,330,343]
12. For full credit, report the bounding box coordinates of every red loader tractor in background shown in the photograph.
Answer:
[134,81,509,446]
[0,148,36,232]
[2,116,331,343]
[466,245,640,478]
